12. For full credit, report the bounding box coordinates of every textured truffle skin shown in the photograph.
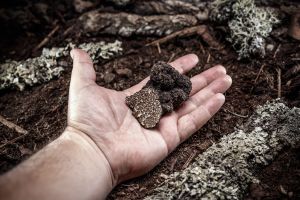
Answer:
[125,87,162,129]
[126,61,192,128]
[149,61,192,113]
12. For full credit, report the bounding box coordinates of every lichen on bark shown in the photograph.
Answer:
[145,100,300,199]
[79,11,197,37]
[0,41,123,91]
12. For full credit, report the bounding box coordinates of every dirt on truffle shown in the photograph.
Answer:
[0,1,300,200]
[126,61,192,128]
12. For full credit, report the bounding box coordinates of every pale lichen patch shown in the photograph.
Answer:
[210,0,280,59]
[0,40,123,91]
[145,100,300,199]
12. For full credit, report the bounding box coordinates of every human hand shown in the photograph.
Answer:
[66,49,232,188]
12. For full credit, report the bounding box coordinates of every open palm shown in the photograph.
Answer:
[67,49,232,184]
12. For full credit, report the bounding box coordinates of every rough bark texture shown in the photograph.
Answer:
[131,0,209,20]
[107,0,134,6]
[79,11,198,37]
[146,100,300,199]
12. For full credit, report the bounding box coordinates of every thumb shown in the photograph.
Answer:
[70,49,96,87]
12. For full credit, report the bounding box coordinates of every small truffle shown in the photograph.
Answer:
[126,61,192,128]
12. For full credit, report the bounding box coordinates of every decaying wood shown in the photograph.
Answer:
[79,11,197,37]
[73,0,95,13]
[0,114,28,135]
[132,0,209,20]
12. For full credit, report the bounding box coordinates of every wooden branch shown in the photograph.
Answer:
[146,25,207,46]
[33,25,60,52]
[182,151,197,169]
[277,68,282,98]
[254,64,265,84]
[0,114,29,149]
[0,114,28,135]
[0,133,29,149]
[223,108,248,118]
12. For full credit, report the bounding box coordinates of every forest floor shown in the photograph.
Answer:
[0,0,299,199]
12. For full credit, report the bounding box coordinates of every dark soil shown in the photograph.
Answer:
[0,1,299,199]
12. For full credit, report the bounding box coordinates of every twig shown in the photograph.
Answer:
[182,151,197,169]
[0,114,29,149]
[146,25,207,46]
[254,64,265,84]
[156,43,161,54]
[250,64,266,93]
[169,158,178,171]
[0,115,28,135]
[273,44,281,58]
[277,68,282,98]
[199,40,205,54]
[223,108,248,118]
[206,53,211,63]
[33,24,60,52]
[63,25,75,36]
[168,53,175,63]
[0,133,29,149]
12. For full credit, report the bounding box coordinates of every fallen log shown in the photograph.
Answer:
[131,0,209,21]
[79,11,198,37]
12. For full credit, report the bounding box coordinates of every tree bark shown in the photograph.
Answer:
[79,11,198,37]
[131,0,209,20]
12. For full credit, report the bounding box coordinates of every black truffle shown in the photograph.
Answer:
[126,61,192,128]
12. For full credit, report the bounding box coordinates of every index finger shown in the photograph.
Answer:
[125,54,199,95]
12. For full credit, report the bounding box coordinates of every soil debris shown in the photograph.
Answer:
[115,68,132,77]
[126,62,191,128]
[73,0,95,13]
[145,100,300,199]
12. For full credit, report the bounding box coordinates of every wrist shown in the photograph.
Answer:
[61,126,116,197]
